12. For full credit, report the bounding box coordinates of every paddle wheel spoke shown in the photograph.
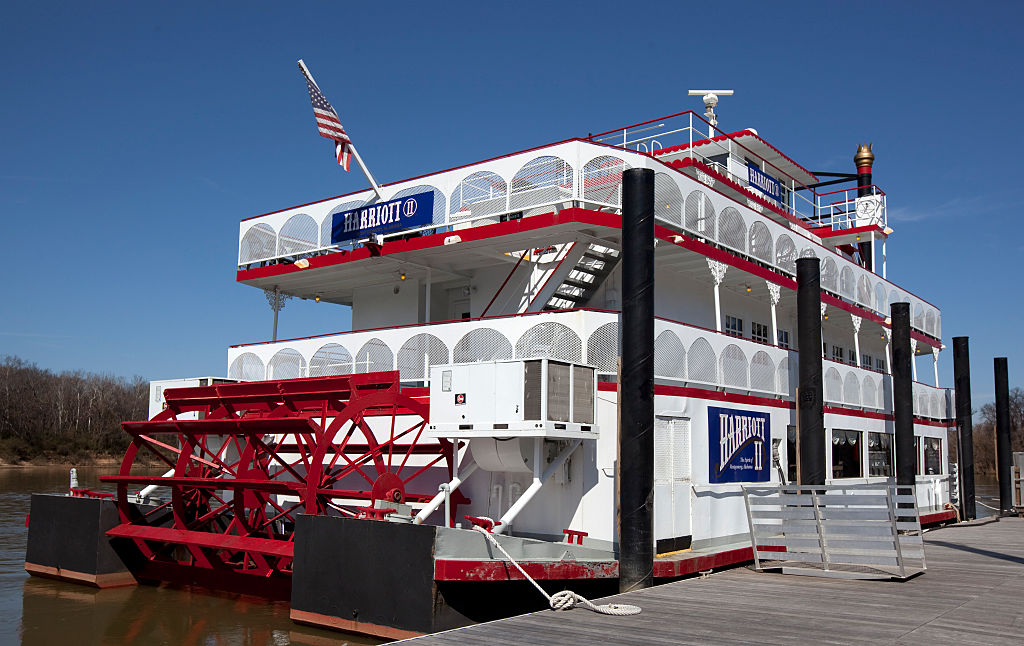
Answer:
[402,453,447,485]
[397,421,428,473]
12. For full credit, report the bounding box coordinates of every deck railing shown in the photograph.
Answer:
[226,309,950,421]
[237,136,940,340]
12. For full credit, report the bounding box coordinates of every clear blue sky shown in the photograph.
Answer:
[1,2,1021,410]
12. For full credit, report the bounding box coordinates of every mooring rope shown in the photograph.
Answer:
[471,525,641,616]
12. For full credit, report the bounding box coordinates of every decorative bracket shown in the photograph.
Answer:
[766,281,781,307]
[707,258,728,285]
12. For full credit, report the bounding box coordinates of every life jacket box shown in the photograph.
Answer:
[426,358,598,439]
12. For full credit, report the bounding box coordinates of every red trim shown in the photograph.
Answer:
[653,129,819,184]
[672,157,810,231]
[433,558,618,581]
[920,509,957,526]
[663,227,794,289]
[237,208,580,281]
[857,166,873,175]
[822,293,939,349]
[601,381,792,409]
[653,545,756,579]
[813,224,887,240]
[435,546,765,582]
[598,382,952,424]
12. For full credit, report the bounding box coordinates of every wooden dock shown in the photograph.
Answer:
[398,518,1024,645]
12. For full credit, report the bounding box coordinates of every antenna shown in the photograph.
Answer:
[688,90,734,128]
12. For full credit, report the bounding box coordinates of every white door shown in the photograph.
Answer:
[449,298,471,321]
[654,416,692,552]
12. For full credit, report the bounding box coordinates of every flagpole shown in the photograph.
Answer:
[297,60,385,202]
[346,143,384,201]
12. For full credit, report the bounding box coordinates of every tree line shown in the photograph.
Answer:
[970,387,1024,477]
[0,355,148,463]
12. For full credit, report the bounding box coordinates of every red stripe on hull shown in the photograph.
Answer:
[434,558,618,582]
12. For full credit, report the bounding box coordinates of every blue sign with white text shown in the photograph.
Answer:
[331,191,435,244]
[746,162,781,202]
[708,406,770,483]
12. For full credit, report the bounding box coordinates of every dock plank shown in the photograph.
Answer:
[398,518,1024,645]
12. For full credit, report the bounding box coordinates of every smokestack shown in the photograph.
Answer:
[995,357,1013,513]
[796,256,825,485]
[854,143,875,197]
[891,303,915,487]
[854,144,875,267]
[953,337,976,520]
[618,168,654,592]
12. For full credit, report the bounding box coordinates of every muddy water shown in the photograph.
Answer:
[1,466,381,646]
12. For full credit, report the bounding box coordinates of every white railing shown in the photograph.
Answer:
[238,140,628,268]
[646,158,940,339]
[238,131,939,339]
[816,186,887,231]
[822,359,887,411]
[226,309,951,421]
[227,310,798,397]
[589,112,820,222]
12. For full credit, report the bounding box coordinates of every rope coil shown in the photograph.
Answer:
[472,525,641,616]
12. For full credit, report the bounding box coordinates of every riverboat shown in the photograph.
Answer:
[29,99,958,639]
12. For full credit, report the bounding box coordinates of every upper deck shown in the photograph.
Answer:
[235,112,938,341]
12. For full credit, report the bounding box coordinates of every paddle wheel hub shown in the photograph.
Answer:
[100,371,466,594]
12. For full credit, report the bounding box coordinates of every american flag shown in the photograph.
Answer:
[301,66,352,171]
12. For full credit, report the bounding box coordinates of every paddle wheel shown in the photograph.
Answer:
[101,372,466,595]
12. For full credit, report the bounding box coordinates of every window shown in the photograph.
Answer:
[848,349,856,365]
[832,345,845,362]
[831,429,862,478]
[862,354,873,369]
[915,436,921,475]
[924,437,943,475]
[787,425,797,483]
[725,315,743,338]
[867,432,893,476]
[876,358,886,372]
[777,330,790,349]
[751,322,769,344]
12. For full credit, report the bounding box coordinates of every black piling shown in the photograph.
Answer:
[953,337,976,520]
[891,303,915,487]
[994,357,1013,513]
[796,257,825,485]
[618,168,654,592]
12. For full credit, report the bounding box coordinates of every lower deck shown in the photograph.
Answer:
[398,516,1024,645]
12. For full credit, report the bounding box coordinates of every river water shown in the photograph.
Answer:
[1,466,380,646]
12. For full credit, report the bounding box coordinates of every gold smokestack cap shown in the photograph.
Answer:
[854,143,875,170]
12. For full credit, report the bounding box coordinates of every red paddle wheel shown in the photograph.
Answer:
[101,372,466,596]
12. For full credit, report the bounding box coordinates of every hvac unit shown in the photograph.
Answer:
[426,359,598,440]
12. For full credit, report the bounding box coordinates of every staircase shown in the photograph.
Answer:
[542,243,620,311]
